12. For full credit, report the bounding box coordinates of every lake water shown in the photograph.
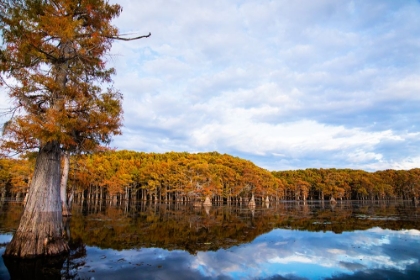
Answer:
[0,200,419,279]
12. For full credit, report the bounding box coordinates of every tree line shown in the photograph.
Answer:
[273,168,420,202]
[1,150,419,204]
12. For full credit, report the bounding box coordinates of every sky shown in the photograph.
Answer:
[2,0,420,171]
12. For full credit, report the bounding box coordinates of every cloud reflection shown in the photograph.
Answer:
[66,227,420,279]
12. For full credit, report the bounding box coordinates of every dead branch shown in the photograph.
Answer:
[107,32,151,41]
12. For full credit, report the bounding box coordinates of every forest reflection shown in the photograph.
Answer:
[1,200,419,254]
[1,200,420,279]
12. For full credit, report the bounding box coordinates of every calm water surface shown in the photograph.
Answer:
[0,200,419,279]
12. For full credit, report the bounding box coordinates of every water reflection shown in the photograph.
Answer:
[2,254,67,280]
[1,201,420,279]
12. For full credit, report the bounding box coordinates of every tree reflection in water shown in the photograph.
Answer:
[0,200,419,279]
[3,255,67,279]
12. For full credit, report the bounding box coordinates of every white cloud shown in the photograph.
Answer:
[269,255,314,264]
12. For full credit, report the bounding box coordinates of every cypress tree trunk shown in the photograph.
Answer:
[4,141,69,258]
[1,188,5,201]
[248,193,256,207]
[60,152,71,216]
[203,196,212,206]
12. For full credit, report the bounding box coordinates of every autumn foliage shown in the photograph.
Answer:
[273,168,420,201]
[69,150,282,204]
[1,151,419,204]
[0,0,123,154]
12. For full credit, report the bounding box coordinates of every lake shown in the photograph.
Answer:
[1,200,419,279]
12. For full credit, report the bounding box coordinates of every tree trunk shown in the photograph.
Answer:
[23,192,28,206]
[60,152,71,216]
[68,189,74,210]
[0,188,5,203]
[4,141,69,258]
[248,193,256,207]
[203,196,212,206]
[112,195,117,205]
[265,196,270,208]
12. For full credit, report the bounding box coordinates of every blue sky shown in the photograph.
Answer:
[2,0,420,171]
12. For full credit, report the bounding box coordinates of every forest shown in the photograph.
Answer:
[1,150,419,204]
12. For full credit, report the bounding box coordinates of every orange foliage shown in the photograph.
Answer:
[1,151,419,201]
[0,0,124,154]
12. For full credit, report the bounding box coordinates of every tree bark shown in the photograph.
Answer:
[60,152,71,216]
[3,141,69,258]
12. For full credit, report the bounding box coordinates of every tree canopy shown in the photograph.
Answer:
[0,0,124,154]
[2,151,419,204]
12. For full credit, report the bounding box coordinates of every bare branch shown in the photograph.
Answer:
[107,32,151,41]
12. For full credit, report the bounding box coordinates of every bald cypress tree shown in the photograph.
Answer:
[0,0,149,258]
